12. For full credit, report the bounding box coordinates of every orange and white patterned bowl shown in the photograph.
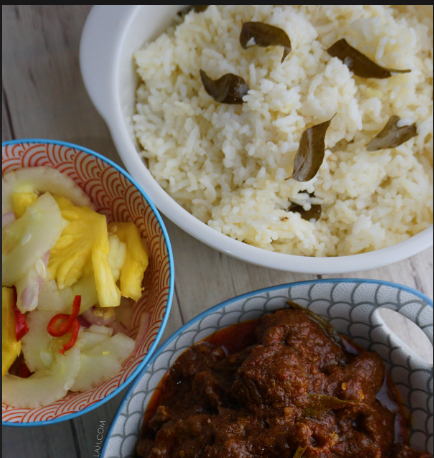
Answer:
[2,139,174,426]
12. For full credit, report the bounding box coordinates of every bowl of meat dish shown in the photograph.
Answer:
[102,280,433,458]
[2,140,174,425]
[80,5,433,274]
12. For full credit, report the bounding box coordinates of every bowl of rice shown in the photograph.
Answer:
[80,5,433,274]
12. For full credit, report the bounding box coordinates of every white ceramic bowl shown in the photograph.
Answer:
[80,5,433,274]
[101,280,433,458]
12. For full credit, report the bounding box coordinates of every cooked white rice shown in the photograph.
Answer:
[134,5,433,256]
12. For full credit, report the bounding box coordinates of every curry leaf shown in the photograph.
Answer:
[293,446,307,458]
[240,22,292,63]
[367,115,417,151]
[327,39,411,79]
[289,204,322,222]
[200,70,250,105]
[287,301,342,346]
[304,394,359,418]
[178,5,208,16]
[287,116,334,182]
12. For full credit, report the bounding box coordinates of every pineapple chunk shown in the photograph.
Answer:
[48,197,108,289]
[12,192,38,218]
[108,222,149,301]
[92,247,121,308]
[2,287,21,377]
[108,234,126,282]
[48,196,121,308]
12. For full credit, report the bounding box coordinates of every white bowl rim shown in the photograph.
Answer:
[100,278,433,457]
[80,5,433,275]
[1,138,175,426]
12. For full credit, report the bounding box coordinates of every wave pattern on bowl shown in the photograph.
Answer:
[102,280,433,458]
[2,141,172,424]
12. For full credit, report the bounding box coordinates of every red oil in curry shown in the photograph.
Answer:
[140,319,409,445]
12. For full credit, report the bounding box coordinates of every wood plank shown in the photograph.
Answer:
[1,423,79,458]
[2,87,13,141]
[324,248,433,299]
[1,5,120,166]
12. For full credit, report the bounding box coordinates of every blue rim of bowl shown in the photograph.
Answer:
[1,138,175,427]
[101,278,433,457]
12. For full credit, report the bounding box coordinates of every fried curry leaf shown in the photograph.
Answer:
[367,115,418,151]
[289,204,322,222]
[240,22,292,63]
[287,117,334,182]
[287,301,342,346]
[327,39,411,79]
[293,446,307,458]
[200,70,250,104]
[304,394,359,418]
[178,5,208,16]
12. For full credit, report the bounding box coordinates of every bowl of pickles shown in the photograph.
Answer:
[2,139,174,425]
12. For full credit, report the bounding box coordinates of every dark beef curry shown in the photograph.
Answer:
[136,306,431,458]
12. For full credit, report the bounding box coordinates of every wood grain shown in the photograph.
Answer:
[2,5,433,458]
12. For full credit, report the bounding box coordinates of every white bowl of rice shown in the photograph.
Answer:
[80,5,433,274]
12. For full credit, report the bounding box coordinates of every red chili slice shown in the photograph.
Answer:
[59,319,80,355]
[19,362,32,378]
[14,305,29,341]
[47,295,81,337]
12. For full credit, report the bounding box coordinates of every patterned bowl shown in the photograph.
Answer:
[2,139,174,426]
[102,279,433,458]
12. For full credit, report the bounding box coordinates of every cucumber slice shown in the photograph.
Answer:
[2,193,66,286]
[70,353,121,392]
[88,325,113,336]
[21,310,55,372]
[38,278,71,312]
[2,167,94,215]
[76,330,110,352]
[2,347,80,409]
[87,333,134,361]
[38,274,98,314]
[71,333,134,392]
[71,275,98,313]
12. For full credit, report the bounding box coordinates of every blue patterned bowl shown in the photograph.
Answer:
[102,280,433,457]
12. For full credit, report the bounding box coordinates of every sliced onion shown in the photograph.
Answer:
[2,212,16,228]
[19,282,40,312]
[108,322,125,335]
[134,312,151,352]
[82,306,116,327]
[16,252,50,312]
[42,251,50,267]
[78,315,91,328]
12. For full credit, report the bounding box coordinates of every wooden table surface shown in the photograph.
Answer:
[2,5,433,458]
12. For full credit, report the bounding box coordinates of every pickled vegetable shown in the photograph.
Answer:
[2,287,21,377]
[2,193,66,286]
